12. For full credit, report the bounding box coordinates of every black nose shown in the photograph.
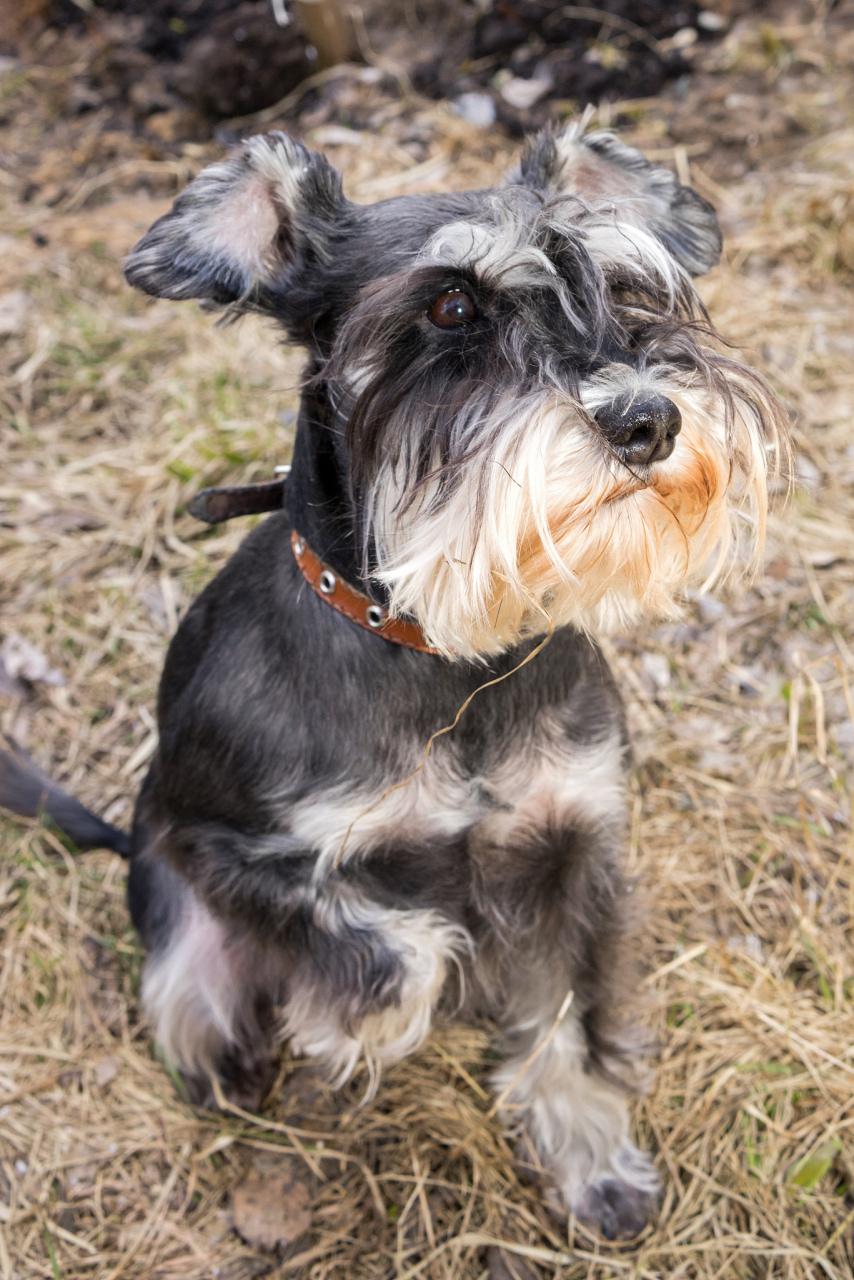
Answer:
[594,394,682,466]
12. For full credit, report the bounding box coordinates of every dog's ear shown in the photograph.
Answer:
[515,123,721,277]
[124,132,345,306]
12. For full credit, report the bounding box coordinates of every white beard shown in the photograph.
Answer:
[368,363,778,659]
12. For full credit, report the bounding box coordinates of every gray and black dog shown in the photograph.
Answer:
[1,121,786,1238]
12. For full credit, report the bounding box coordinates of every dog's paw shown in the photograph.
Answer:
[183,1049,276,1113]
[538,1142,658,1241]
[571,1175,657,1240]
[568,1143,659,1240]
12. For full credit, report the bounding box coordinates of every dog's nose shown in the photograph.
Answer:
[594,394,682,466]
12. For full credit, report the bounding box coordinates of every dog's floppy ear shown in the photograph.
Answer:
[124,132,345,306]
[516,122,722,277]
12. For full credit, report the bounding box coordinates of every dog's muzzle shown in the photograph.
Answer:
[594,394,682,466]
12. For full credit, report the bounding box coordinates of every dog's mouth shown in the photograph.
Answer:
[600,456,680,503]
[601,473,653,503]
[596,427,721,519]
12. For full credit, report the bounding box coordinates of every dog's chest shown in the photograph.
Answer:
[285,716,626,884]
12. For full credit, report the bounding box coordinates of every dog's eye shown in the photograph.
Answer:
[429,290,477,329]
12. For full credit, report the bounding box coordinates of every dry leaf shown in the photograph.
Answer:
[232,1164,311,1253]
[0,633,65,688]
[787,1138,842,1190]
[35,508,107,533]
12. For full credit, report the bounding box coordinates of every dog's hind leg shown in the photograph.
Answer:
[472,816,658,1240]
[129,850,280,1110]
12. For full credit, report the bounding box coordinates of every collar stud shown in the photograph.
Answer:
[290,530,440,655]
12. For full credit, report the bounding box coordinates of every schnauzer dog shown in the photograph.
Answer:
[2,121,785,1238]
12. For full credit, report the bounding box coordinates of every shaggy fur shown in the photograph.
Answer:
[1,120,787,1240]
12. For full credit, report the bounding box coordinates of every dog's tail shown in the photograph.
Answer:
[0,736,131,857]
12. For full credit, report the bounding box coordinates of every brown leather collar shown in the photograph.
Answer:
[186,476,437,653]
[291,531,439,654]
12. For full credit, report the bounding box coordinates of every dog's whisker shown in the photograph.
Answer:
[491,459,523,488]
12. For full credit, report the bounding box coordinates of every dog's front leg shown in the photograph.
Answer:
[490,990,658,1239]
[472,817,658,1239]
[282,886,472,1095]
[134,808,471,1102]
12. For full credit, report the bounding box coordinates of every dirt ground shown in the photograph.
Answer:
[2,2,854,1278]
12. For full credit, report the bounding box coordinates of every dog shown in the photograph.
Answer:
[1,120,786,1240]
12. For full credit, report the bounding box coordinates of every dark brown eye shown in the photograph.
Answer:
[429,289,477,329]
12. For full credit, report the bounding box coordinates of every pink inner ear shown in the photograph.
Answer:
[197,173,282,284]
[556,143,642,201]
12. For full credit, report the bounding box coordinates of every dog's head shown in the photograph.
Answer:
[126,124,787,658]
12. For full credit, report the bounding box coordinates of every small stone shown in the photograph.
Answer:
[795,456,821,490]
[693,592,726,624]
[0,290,33,337]
[94,1055,122,1087]
[699,748,735,776]
[452,92,497,127]
[670,27,698,49]
[697,10,727,31]
[671,715,730,746]
[641,652,671,690]
[499,74,552,110]
[726,933,764,960]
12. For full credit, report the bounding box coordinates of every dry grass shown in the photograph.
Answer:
[2,8,854,1277]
